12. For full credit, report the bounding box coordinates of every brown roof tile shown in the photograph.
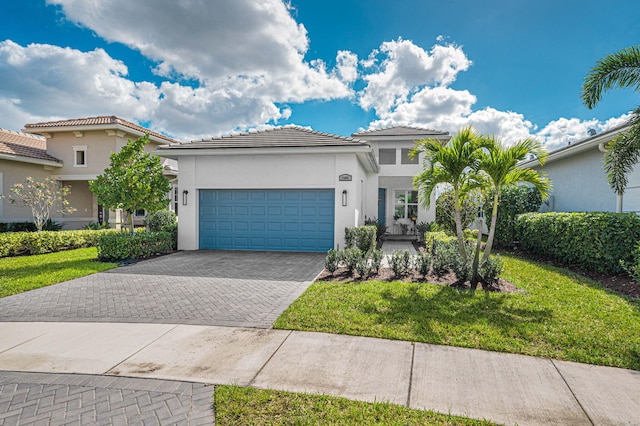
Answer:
[24,116,180,144]
[0,128,61,163]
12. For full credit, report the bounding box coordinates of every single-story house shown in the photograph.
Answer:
[157,125,450,252]
[521,123,640,214]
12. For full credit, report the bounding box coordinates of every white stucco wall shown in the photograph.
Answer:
[174,151,375,251]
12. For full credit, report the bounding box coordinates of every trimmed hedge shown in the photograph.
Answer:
[0,229,119,258]
[515,212,640,273]
[344,225,377,253]
[97,231,174,262]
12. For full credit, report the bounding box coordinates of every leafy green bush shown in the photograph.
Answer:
[413,252,432,277]
[620,243,640,283]
[415,222,431,242]
[450,252,472,282]
[97,231,174,262]
[364,217,387,242]
[516,212,640,273]
[479,256,504,287]
[325,249,340,274]
[83,221,111,230]
[390,249,411,277]
[424,231,456,253]
[344,226,377,253]
[355,256,370,278]
[432,240,458,274]
[463,228,479,242]
[0,219,62,233]
[147,209,178,249]
[483,186,542,248]
[342,248,363,273]
[0,229,118,257]
[435,189,479,234]
[370,249,384,272]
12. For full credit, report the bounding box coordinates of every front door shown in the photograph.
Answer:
[378,188,386,226]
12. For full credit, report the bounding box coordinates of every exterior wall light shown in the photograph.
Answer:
[342,190,348,207]
[182,190,189,206]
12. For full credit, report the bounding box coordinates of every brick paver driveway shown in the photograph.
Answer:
[0,250,325,328]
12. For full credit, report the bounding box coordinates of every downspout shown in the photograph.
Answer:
[599,142,624,212]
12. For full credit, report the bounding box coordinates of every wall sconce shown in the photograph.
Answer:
[342,190,348,207]
[182,190,189,206]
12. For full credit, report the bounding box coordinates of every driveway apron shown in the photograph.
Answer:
[0,251,325,328]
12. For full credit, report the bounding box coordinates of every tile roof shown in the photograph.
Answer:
[171,125,370,149]
[0,128,61,164]
[24,116,180,144]
[352,126,449,137]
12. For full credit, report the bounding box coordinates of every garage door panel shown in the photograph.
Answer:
[199,189,334,252]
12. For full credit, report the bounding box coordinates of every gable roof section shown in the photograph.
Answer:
[24,116,181,145]
[352,126,449,138]
[0,128,62,166]
[156,125,379,172]
[179,125,371,149]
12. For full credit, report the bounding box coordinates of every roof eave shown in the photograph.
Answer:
[0,153,63,167]
[24,124,175,145]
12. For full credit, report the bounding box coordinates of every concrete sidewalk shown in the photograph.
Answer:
[1,322,638,425]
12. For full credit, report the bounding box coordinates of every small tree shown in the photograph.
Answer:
[89,134,171,235]
[5,177,76,231]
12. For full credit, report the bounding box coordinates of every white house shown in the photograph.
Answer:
[520,123,640,214]
[157,125,447,252]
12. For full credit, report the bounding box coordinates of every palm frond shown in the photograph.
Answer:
[603,122,640,195]
[582,45,640,109]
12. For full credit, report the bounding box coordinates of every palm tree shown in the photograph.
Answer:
[412,127,487,261]
[582,45,640,199]
[480,137,551,263]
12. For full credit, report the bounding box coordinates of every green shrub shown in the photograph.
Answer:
[364,217,387,242]
[415,222,431,242]
[390,249,411,277]
[0,229,118,257]
[97,231,174,262]
[424,231,456,253]
[325,249,340,274]
[344,226,377,253]
[463,228,479,242]
[413,252,432,277]
[83,222,111,230]
[516,212,640,273]
[432,241,458,274]
[435,189,479,234]
[148,209,178,249]
[450,252,472,282]
[355,256,371,278]
[483,186,542,248]
[370,249,384,272]
[620,243,640,283]
[342,248,363,273]
[479,256,504,287]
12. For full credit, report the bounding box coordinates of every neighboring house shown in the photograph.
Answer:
[352,126,450,233]
[521,123,640,214]
[0,116,180,229]
[157,125,449,252]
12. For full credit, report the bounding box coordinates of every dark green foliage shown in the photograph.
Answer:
[432,241,458,274]
[450,252,472,282]
[364,217,387,241]
[620,243,640,282]
[413,252,432,277]
[97,231,174,262]
[370,249,384,272]
[344,226,377,253]
[0,219,62,232]
[516,212,640,273]
[424,231,456,254]
[435,189,478,235]
[390,249,411,277]
[415,222,431,242]
[342,248,363,273]
[482,186,542,248]
[0,229,118,257]
[325,249,340,274]
[83,222,111,230]
[355,256,370,278]
[479,256,504,286]
[147,209,178,249]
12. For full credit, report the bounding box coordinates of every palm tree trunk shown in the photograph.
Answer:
[482,191,500,263]
[471,217,484,287]
[453,189,467,261]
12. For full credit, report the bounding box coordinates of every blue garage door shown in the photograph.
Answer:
[199,189,334,252]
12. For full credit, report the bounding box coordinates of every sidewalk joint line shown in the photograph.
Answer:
[101,324,180,375]
[0,330,49,354]
[247,330,293,387]
[550,359,595,426]
[406,342,416,407]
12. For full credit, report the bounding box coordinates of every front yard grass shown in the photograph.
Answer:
[0,247,116,298]
[275,254,640,370]
[214,385,496,425]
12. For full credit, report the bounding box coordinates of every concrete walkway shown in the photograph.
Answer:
[1,322,639,425]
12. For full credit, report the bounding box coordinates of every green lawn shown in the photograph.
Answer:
[214,385,496,425]
[0,247,117,298]
[275,254,640,370]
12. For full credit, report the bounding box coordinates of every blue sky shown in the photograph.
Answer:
[0,0,639,149]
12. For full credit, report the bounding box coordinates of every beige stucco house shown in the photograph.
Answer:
[0,116,180,229]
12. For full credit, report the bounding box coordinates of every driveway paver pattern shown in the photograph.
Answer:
[0,371,214,425]
[0,251,325,328]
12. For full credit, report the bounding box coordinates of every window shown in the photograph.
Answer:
[394,190,418,220]
[135,209,145,217]
[73,146,87,167]
[401,148,418,164]
[379,148,396,165]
